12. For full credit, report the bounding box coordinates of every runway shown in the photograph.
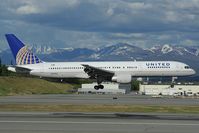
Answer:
[0,112,198,133]
[0,94,199,132]
[0,94,199,105]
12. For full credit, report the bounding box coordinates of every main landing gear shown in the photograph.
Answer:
[94,84,104,90]
[93,76,104,90]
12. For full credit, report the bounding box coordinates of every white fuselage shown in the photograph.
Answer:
[18,61,195,79]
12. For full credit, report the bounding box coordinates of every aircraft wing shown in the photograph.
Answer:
[81,64,114,78]
[7,65,31,73]
[15,66,31,73]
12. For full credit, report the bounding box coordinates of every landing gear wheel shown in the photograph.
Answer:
[98,85,104,89]
[94,85,99,90]
[94,85,104,90]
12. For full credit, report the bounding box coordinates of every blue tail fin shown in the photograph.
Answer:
[5,34,43,65]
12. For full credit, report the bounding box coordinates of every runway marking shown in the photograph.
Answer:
[0,121,198,126]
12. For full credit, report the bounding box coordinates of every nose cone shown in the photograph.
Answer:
[191,69,196,75]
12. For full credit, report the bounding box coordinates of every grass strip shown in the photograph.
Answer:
[0,77,73,95]
[0,104,199,113]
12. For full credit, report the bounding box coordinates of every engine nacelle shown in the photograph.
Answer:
[112,74,132,83]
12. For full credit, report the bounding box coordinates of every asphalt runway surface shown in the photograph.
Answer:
[0,112,199,133]
[0,94,199,132]
[0,94,199,105]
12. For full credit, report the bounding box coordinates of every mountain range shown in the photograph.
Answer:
[1,43,199,75]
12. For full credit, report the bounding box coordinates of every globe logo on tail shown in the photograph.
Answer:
[16,46,42,65]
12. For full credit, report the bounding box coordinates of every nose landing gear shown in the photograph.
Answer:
[94,84,104,90]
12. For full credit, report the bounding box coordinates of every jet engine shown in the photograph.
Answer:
[112,74,132,83]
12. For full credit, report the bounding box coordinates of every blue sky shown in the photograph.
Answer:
[1,0,199,49]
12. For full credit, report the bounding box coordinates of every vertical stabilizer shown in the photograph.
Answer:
[5,34,43,65]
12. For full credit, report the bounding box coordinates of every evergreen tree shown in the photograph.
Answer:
[0,57,2,76]
[131,80,140,91]
[1,65,8,76]
[0,57,1,67]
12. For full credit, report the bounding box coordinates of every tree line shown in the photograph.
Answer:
[0,58,10,76]
[0,58,19,76]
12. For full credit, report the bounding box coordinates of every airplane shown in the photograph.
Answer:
[5,34,196,90]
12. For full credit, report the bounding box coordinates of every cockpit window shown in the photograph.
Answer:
[184,66,190,69]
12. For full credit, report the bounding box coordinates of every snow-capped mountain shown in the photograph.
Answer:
[30,45,58,54]
[148,44,199,56]
[1,43,199,61]
[161,44,173,54]
[148,45,162,53]
[88,43,151,60]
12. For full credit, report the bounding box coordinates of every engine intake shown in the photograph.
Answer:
[112,74,131,83]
